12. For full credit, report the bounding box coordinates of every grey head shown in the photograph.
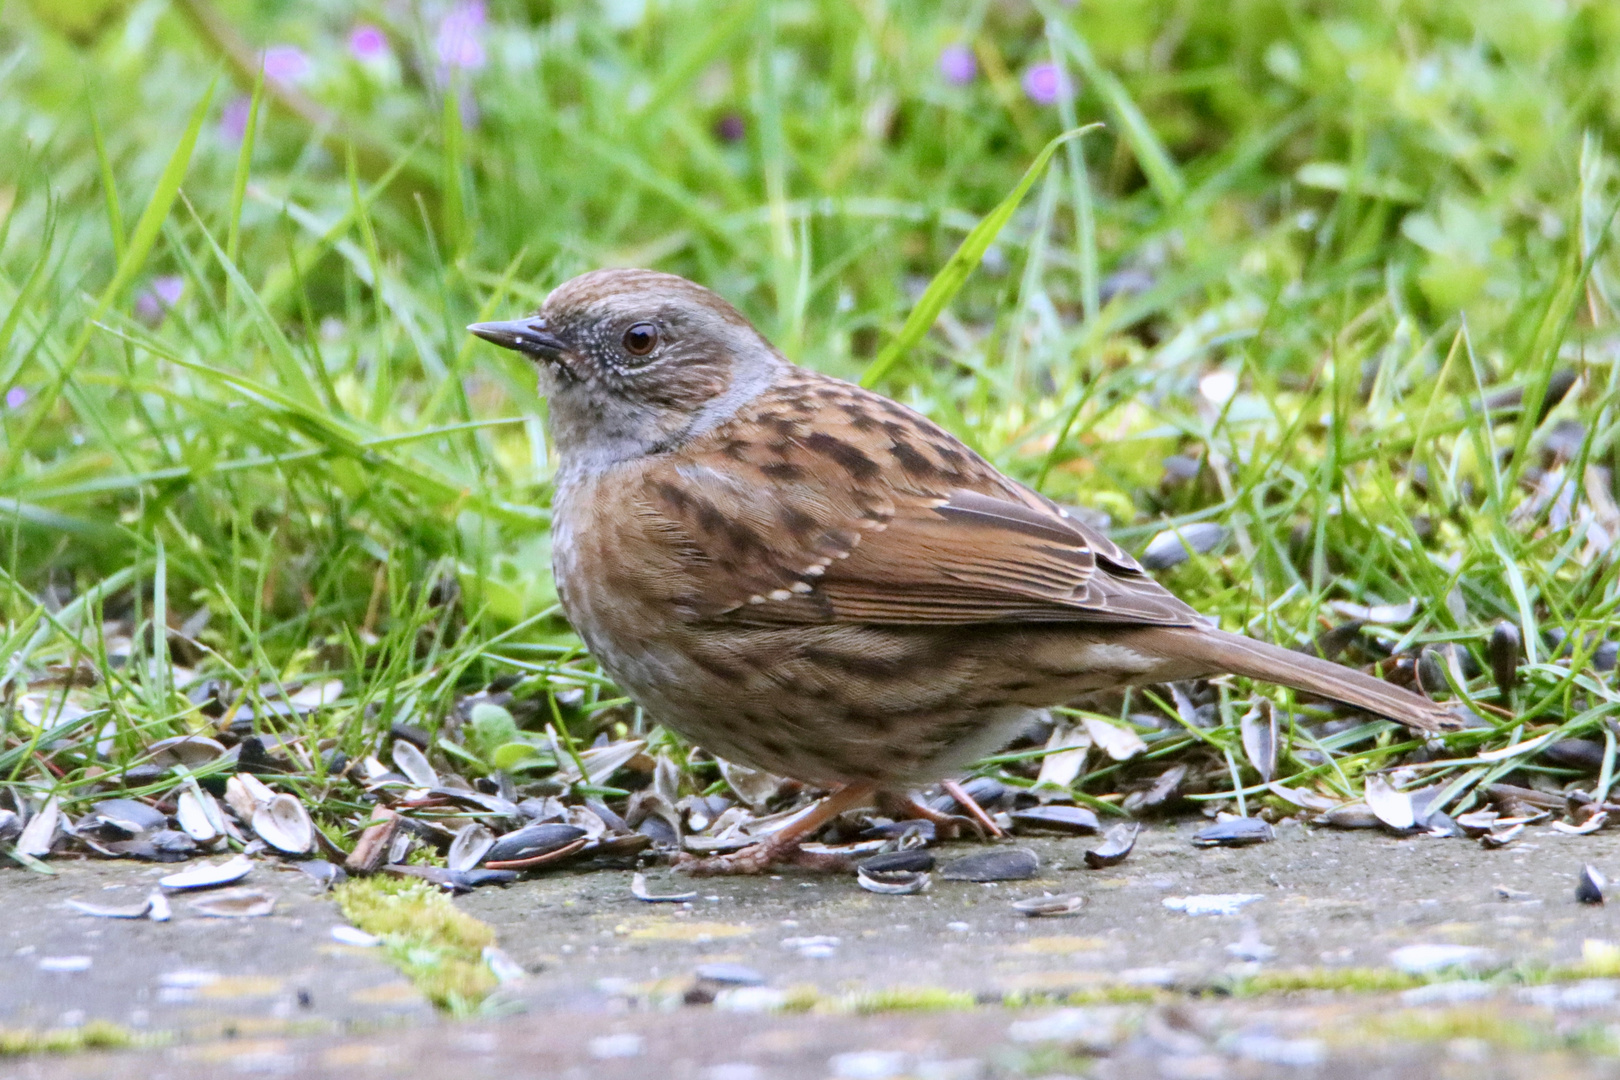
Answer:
[469,269,788,473]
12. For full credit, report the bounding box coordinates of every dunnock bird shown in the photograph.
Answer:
[471,269,1461,873]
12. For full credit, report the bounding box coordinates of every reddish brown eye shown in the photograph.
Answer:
[623,322,658,356]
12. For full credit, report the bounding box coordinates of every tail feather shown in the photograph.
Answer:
[1167,628,1465,732]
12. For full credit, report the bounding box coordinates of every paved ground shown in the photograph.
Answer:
[9,819,1620,1078]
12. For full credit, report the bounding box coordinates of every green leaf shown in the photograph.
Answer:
[861,125,1098,387]
[492,742,548,771]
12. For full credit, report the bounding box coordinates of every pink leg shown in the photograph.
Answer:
[676,783,877,875]
[941,778,1006,839]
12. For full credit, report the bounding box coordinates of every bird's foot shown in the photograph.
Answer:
[674,839,854,876]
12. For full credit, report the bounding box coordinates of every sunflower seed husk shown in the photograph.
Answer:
[1033,721,1091,790]
[1010,805,1101,835]
[331,925,381,947]
[856,866,930,895]
[939,847,1039,882]
[1082,717,1147,761]
[1327,598,1418,624]
[694,963,766,987]
[631,872,698,903]
[252,794,314,855]
[1313,803,1380,829]
[1554,812,1609,836]
[484,823,587,864]
[189,887,276,918]
[224,772,275,822]
[1545,739,1605,772]
[147,891,171,921]
[175,789,224,844]
[99,830,197,862]
[294,860,347,889]
[1455,810,1500,837]
[857,849,935,874]
[145,735,227,769]
[1011,892,1086,917]
[1192,817,1274,847]
[390,739,438,788]
[1481,823,1525,849]
[1239,699,1278,783]
[1416,647,1449,698]
[387,830,414,866]
[18,795,61,858]
[448,823,496,872]
[1489,621,1522,697]
[345,808,402,874]
[1578,864,1606,905]
[1266,783,1339,813]
[716,758,781,812]
[484,837,590,871]
[160,854,254,891]
[1141,522,1228,570]
[91,798,166,836]
[66,896,153,919]
[1084,823,1141,868]
[1364,776,1416,831]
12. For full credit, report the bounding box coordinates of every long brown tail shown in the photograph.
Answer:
[1157,627,1465,732]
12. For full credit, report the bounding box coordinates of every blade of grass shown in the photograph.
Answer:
[861,126,1097,387]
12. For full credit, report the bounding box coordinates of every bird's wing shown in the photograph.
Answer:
[631,370,1201,628]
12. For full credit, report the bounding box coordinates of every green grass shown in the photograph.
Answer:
[3,0,1620,820]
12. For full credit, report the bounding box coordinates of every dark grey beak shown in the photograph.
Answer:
[467,318,567,360]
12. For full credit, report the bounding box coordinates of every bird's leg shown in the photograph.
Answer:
[676,783,877,875]
[941,778,1006,839]
[875,790,977,840]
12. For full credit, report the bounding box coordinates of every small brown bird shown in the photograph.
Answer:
[471,269,1461,873]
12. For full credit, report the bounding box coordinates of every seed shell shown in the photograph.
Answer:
[1084,823,1140,868]
[939,847,1039,882]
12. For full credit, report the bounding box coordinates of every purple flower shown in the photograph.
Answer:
[4,386,27,410]
[262,45,313,86]
[349,24,389,63]
[219,96,251,142]
[436,1,487,73]
[939,44,977,86]
[1021,62,1072,106]
[135,276,184,326]
[715,113,746,143]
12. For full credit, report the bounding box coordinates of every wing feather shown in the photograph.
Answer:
[630,369,1201,629]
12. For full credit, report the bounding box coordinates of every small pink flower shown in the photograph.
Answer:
[349,24,389,62]
[219,96,251,142]
[939,44,977,86]
[135,276,184,326]
[262,45,313,86]
[1021,62,1072,106]
[4,386,26,410]
[436,1,487,72]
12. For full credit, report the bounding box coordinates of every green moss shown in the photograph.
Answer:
[845,987,978,1014]
[0,1021,144,1056]
[1062,985,1165,1005]
[334,877,498,1013]
[1227,967,1426,996]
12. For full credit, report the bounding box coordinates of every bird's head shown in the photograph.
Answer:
[470,269,786,469]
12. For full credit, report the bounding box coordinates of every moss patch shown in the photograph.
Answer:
[334,878,498,1014]
[0,1021,143,1056]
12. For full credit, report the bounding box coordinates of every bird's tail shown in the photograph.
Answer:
[1159,627,1466,732]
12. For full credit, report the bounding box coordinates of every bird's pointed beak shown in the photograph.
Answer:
[467,318,567,361]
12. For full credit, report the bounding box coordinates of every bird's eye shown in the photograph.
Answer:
[622,322,659,357]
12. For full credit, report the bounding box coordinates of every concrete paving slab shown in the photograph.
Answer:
[0,858,433,1042]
